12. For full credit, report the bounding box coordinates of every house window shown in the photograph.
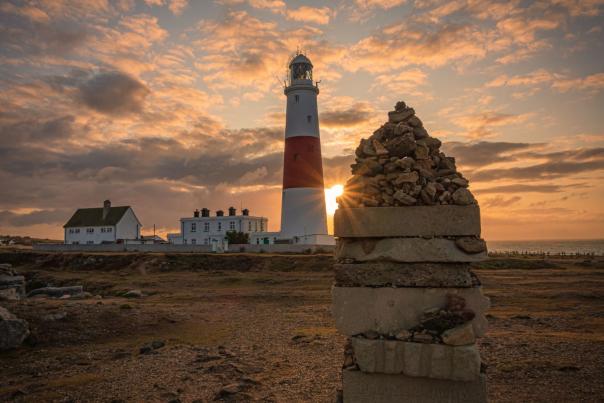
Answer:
[218,222,222,231]
[87,228,94,233]
[229,221,235,231]
[191,222,196,232]
[248,221,251,231]
[204,238,209,245]
[191,239,196,244]
[101,228,105,233]
[307,115,311,123]
[107,227,112,233]
[86,241,93,244]
[69,229,74,234]
[295,95,299,103]
[204,222,210,232]
[255,222,258,231]
[260,221,264,231]
[72,241,79,245]
[75,228,80,233]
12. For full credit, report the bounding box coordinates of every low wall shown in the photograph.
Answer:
[228,244,334,253]
[33,243,334,254]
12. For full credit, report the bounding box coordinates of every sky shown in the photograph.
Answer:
[0,0,603,241]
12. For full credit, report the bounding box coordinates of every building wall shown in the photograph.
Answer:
[64,225,116,245]
[180,215,268,245]
[116,208,141,240]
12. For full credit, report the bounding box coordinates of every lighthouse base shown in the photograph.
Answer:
[280,187,329,239]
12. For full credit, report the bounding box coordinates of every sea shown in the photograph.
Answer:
[487,239,604,256]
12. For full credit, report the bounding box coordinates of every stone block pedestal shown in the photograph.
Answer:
[343,369,487,403]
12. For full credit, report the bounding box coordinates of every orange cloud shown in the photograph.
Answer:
[286,6,333,25]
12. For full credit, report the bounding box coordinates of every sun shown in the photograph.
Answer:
[325,184,344,215]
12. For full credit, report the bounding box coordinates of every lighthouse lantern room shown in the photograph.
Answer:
[278,52,334,245]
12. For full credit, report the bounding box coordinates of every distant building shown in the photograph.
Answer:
[63,200,142,245]
[169,207,267,246]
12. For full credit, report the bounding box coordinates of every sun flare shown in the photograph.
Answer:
[325,184,344,215]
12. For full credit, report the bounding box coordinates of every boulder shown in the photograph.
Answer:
[442,323,476,346]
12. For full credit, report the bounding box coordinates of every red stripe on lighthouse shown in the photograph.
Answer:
[283,136,325,189]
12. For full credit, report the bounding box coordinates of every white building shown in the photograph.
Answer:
[170,207,268,246]
[63,200,142,245]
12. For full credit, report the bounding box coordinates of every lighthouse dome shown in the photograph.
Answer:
[289,53,313,82]
[289,53,313,68]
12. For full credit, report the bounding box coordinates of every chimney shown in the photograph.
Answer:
[193,209,200,218]
[242,208,249,216]
[228,206,236,216]
[102,200,111,220]
[216,210,224,217]
[201,208,210,217]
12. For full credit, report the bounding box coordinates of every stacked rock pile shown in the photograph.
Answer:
[0,263,25,301]
[333,102,490,403]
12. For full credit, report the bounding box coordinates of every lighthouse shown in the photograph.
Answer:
[279,53,332,245]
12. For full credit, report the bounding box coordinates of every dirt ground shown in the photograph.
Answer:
[0,251,603,402]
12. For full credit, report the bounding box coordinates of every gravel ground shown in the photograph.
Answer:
[0,252,603,402]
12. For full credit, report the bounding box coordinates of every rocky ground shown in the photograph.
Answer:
[0,250,603,402]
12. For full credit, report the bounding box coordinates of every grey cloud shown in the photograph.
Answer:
[482,196,522,208]
[0,209,69,227]
[320,104,373,128]
[443,141,542,167]
[78,71,150,115]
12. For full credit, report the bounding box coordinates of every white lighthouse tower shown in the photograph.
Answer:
[278,53,333,245]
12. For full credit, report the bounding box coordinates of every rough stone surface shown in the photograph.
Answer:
[342,370,487,403]
[0,274,26,300]
[334,205,481,238]
[334,262,475,288]
[0,306,30,350]
[336,237,488,263]
[352,338,481,381]
[332,286,490,337]
[442,323,476,346]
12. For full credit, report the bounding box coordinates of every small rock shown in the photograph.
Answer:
[214,383,242,400]
[451,188,475,205]
[441,323,475,346]
[394,329,411,340]
[393,171,419,185]
[452,177,469,187]
[362,330,379,340]
[393,191,416,205]
[124,289,143,298]
[43,311,67,321]
[151,340,165,350]
[388,107,415,123]
[455,237,487,254]
[372,139,389,156]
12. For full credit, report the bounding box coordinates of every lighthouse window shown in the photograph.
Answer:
[307,115,312,123]
[295,95,299,103]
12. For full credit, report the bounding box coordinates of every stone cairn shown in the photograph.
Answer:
[333,101,490,402]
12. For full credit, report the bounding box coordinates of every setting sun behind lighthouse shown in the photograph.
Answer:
[325,184,344,215]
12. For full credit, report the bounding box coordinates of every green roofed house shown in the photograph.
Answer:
[63,200,142,245]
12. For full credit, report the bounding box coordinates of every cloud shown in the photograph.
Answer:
[470,147,604,181]
[552,72,604,93]
[450,111,533,138]
[443,141,542,167]
[169,0,188,15]
[286,6,332,25]
[320,103,374,128]
[77,71,150,115]
[482,195,522,208]
[0,209,69,227]
[344,23,487,73]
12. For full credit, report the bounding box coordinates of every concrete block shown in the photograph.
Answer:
[352,338,481,381]
[343,369,487,403]
[334,205,481,238]
[332,286,490,337]
[335,237,487,263]
[334,262,475,287]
